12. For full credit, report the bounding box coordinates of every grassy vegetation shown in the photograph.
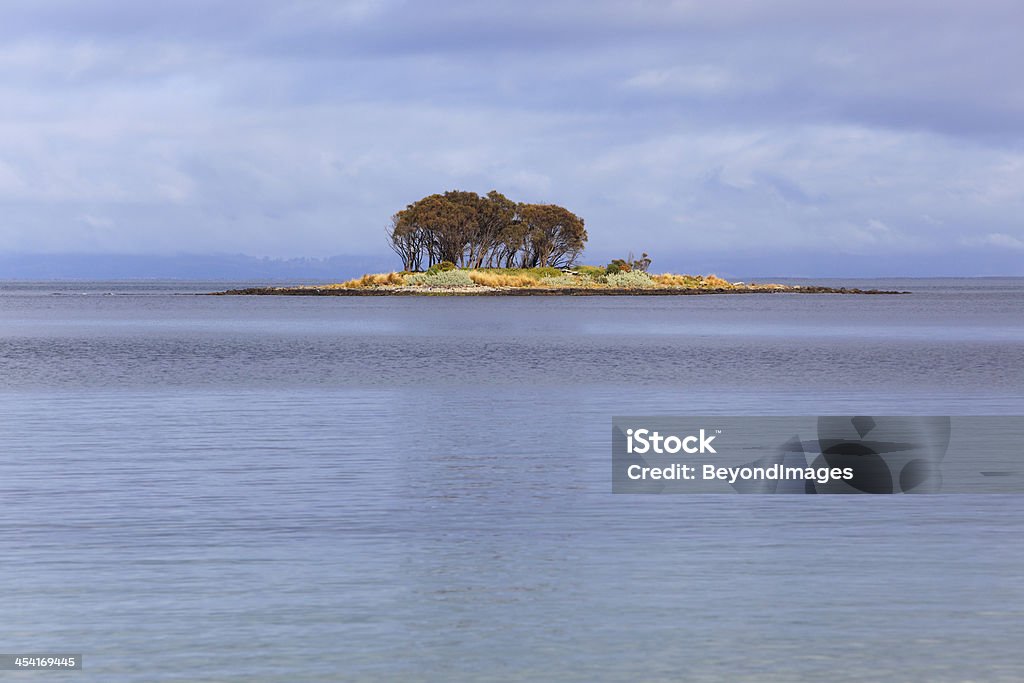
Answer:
[319,266,787,292]
[472,266,563,280]
[604,271,656,288]
[650,273,734,288]
[405,270,476,287]
[575,265,606,279]
[537,273,590,287]
[468,271,539,287]
[330,272,406,288]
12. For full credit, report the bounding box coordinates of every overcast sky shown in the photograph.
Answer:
[1,0,1022,274]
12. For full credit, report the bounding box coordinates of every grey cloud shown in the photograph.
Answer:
[0,1,1022,274]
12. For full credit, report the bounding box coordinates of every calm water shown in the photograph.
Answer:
[1,279,1023,682]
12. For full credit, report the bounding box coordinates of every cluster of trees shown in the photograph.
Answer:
[388,190,587,271]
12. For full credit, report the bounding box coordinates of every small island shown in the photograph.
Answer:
[215,190,905,296]
[215,265,902,296]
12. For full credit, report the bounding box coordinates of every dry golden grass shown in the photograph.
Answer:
[467,271,537,287]
[330,272,406,288]
[649,273,737,288]
[651,273,699,287]
[702,274,733,288]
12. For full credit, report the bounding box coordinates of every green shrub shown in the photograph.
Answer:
[405,270,476,287]
[426,260,458,275]
[605,271,655,288]
[606,259,632,275]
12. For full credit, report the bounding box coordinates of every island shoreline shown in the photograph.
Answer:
[211,285,908,296]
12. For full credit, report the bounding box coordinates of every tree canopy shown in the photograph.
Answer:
[388,190,587,271]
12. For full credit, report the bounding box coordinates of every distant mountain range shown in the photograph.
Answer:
[0,253,396,281]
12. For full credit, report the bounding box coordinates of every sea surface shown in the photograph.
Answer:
[1,278,1023,682]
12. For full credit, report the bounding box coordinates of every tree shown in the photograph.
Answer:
[518,203,587,268]
[440,190,517,269]
[473,191,517,268]
[387,215,423,272]
[389,193,473,268]
[495,218,529,268]
[630,251,652,272]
